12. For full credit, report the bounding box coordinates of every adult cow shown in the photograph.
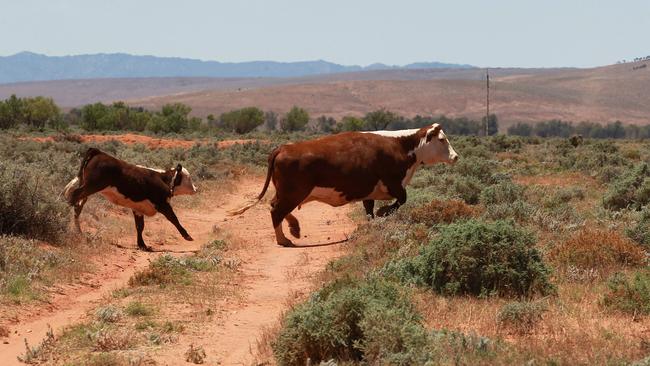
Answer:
[63,148,197,251]
[229,123,459,246]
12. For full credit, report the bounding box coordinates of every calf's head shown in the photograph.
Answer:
[171,164,198,196]
[414,124,459,165]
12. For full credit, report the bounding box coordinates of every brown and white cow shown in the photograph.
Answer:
[63,148,197,251]
[229,123,459,246]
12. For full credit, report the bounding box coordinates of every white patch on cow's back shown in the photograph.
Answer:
[301,187,349,207]
[136,165,166,173]
[100,186,157,216]
[364,129,419,137]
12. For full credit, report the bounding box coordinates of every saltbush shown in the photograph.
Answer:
[390,219,554,297]
[602,270,650,315]
[497,301,546,334]
[272,278,429,365]
[626,208,650,250]
[0,162,68,241]
[603,163,650,210]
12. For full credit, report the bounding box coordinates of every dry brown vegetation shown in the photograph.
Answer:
[549,228,647,278]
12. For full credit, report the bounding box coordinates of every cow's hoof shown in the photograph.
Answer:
[289,225,301,239]
[278,239,295,247]
[376,206,394,217]
[183,234,194,241]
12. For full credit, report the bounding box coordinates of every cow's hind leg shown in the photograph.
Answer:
[376,184,407,217]
[363,200,375,219]
[157,202,193,241]
[270,193,308,247]
[285,213,301,238]
[69,182,105,231]
[132,211,151,252]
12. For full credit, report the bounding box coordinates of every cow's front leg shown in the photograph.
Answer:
[73,197,88,232]
[133,211,152,251]
[376,185,407,217]
[157,202,194,241]
[363,200,375,219]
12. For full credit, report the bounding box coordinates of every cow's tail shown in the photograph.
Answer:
[228,147,280,216]
[62,147,102,205]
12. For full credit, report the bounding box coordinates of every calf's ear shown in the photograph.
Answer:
[176,164,182,173]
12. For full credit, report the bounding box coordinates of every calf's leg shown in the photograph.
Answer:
[132,211,151,251]
[157,202,193,241]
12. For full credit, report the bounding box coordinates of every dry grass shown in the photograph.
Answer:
[548,228,647,279]
[414,281,650,364]
[407,199,479,226]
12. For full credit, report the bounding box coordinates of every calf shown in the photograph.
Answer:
[229,123,459,246]
[63,148,197,251]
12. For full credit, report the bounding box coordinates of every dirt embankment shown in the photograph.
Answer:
[23,133,265,149]
[0,177,355,365]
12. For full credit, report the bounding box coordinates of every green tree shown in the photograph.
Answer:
[220,107,264,134]
[507,122,533,136]
[23,96,60,129]
[158,103,191,133]
[314,115,336,133]
[280,106,309,131]
[264,111,278,131]
[81,102,109,131]
[338,116,365,132]
[481,113,499,136]
[363,108,397,130]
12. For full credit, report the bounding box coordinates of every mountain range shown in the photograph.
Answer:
[0,52,474,84]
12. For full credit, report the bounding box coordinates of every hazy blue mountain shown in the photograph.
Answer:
[0,52,474,84]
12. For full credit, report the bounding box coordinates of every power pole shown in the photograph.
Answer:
[485,68,490,137]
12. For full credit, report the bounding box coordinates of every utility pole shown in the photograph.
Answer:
[485,68,490,137]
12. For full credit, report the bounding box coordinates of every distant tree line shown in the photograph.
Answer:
[507,120,650,139]
[2,94,647,139]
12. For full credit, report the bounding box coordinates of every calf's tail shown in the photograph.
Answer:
[228,147,280,216]
[62,147,102,205]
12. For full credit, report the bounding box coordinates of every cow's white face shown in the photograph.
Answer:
[414,124,459,165]
[173,167,198,196]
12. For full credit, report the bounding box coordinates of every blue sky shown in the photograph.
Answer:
[1,0,648,67]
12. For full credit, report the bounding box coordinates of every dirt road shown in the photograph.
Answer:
[0,177,355,365]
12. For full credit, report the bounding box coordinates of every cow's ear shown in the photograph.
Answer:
[426,125,442,142]
[176,164,182,173]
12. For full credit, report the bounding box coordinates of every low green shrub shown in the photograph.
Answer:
[626,208,650,250]
[497,301,547,334]
[389,219,554,297]
[272,277,429,366]
[479,180,525,205]
[602,270,650,315]
[95,305,122,323]
[0,235,78,301]
[129,255,192,287]
[0,162,68,241]
[124,301,153,317]
[603,163,650,210]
